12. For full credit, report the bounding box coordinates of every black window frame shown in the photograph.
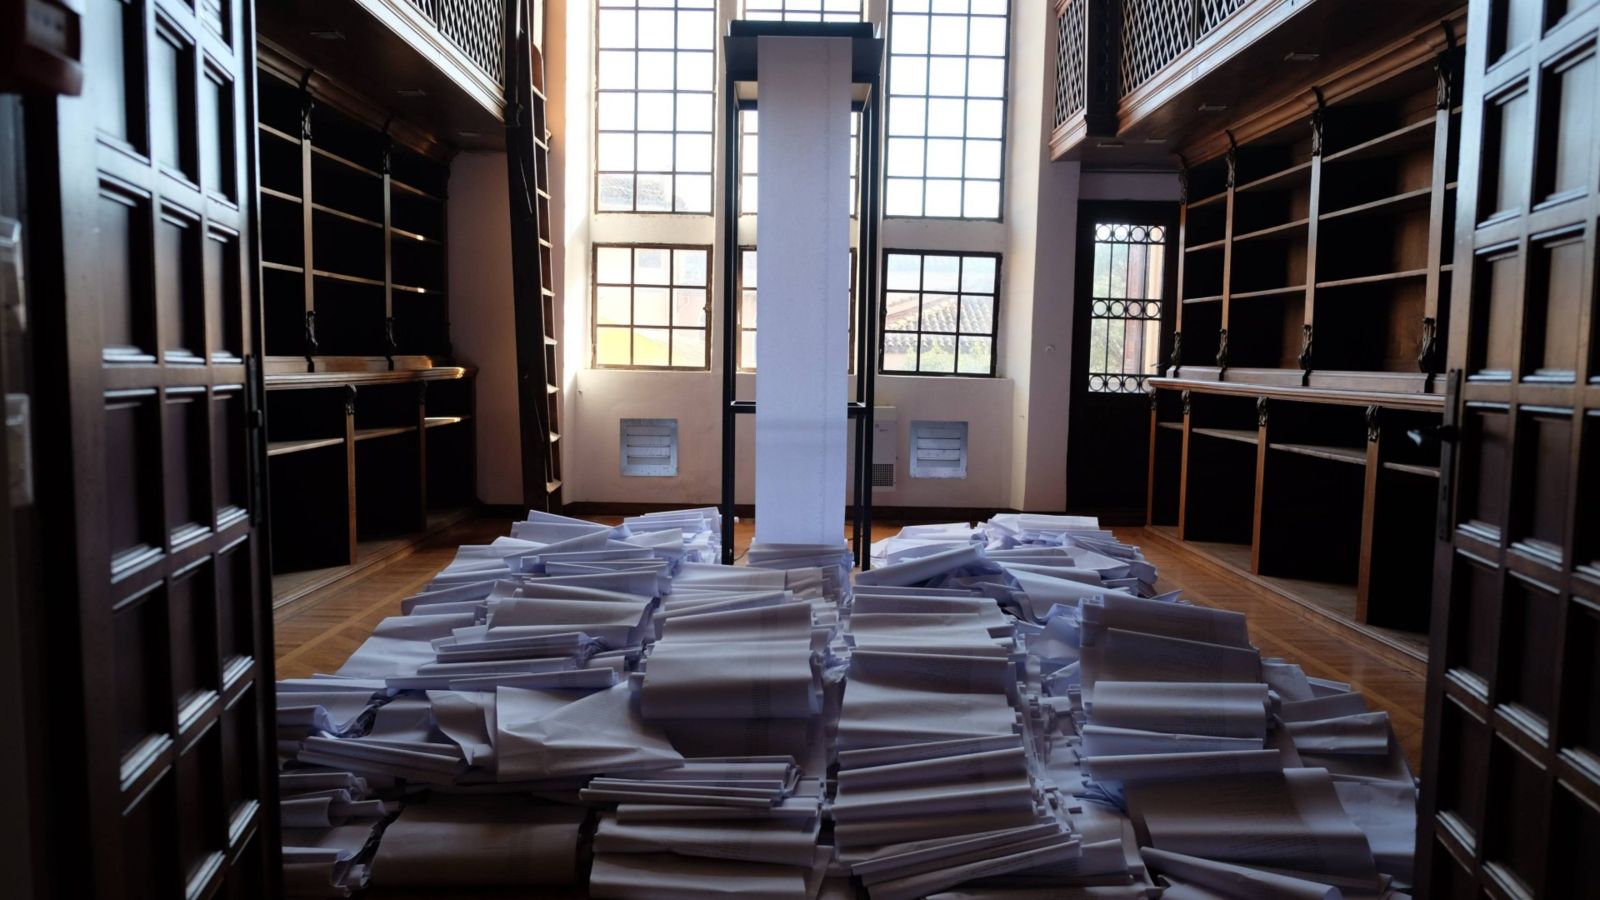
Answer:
[591,242,715,370]
[879,248,1002,377]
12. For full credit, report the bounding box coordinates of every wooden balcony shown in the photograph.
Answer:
[260,0,512,151]
[1050,0,1463,164]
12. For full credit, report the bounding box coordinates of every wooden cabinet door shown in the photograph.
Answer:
[1419,1,1600,896]
[34,0,279,895]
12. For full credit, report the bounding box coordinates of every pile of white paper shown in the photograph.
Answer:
[273,508,1416,899]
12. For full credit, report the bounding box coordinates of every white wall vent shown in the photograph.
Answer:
[909,420,968,479]
[620,418,678,477]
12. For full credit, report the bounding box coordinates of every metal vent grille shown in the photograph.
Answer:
[620,418,678,477]
[871,462,896,489]
[909,421,968,480]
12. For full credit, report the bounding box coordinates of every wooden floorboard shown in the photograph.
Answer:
[272,516,1425,772]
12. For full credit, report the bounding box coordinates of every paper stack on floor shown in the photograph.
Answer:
[273,508,1416,899]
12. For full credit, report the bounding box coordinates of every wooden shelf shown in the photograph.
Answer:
[1269,441,1367,465]
[1235,160,1313,194]
[312,202,382,229]
[1320,186,1433,222]
[1150,377,1444,412]
[1191,426,1259,445]
[1185,237,1227,253]
[1233,218,1309,244]
[354,425,417,442]
[313,269,385,288]
[262,261,303,274]
[1231,284,1306,301]
[1383,460,1440,478]
[311,145,380,179]
[391,227,441,245]
[1188,190,1228,210]
[1157,421,1184,432]
[391,179,442,202]
[1315,268,1429,290]
[267,436,344,457]
[1323,117,1435,164]
[259,122,301,145]
[265,363,472,391]
[424,415,470,428]
[1184,293,1224,305]
[261,186,302,204]
[393,283,442,296]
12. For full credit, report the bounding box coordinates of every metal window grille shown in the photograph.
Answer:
[1087,222,1166,393]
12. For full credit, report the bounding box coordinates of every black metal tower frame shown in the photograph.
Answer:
[719,21,884,568]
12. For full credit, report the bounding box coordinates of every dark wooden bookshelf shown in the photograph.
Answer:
[1153,24,1466,660]
[256,60,478,608]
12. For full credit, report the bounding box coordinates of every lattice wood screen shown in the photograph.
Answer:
[404,0,507,86]
[1119,0,1253,95]
[1056,0,1089,128]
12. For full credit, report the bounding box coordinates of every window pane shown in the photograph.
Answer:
[635,248,670,284]
[671,327,706,367]
[958,335,992,374]
[886,254,922,290]
[922,294,958,331]
[636,173,673,210]
[596,326,632,365]
[673,248,708,286]
[634,328,671,366]
[959,294,992,332]
[597,247,634,283]
[887,0,1009,220]
[919,333,956,372]
[635,287,671,325]
[960,254,995,292]
[884,332,918,370]
[740,331,757,368]
[923,254,960,291]
[597,286,632,324]
[598,174,634,210]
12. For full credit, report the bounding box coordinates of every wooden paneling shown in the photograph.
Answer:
[33,0,280,894]
[1418,0,1600,895]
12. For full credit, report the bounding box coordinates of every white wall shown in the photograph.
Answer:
[447,152,524,505]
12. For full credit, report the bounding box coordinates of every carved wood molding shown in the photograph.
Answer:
[1177,7,1468,165]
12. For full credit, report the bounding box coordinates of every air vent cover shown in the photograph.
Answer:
[620,418,678,477]
[909,420,968,479]
[871,462,896,488]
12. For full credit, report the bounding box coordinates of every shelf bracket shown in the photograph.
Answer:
[1176,153,1190,204]
[1181,389,1192,417]
[303,309,318,372]
[296,69,315,141]
[343,384,357,418]
[1417,315,1440,373]
[384,316,398,371]
[1224,133,1238,189]
[1436,22,1459,111]
[1366,404,1381,443]
[1214,327,1228,370]
[1297,322,1314,375]
[1309,89,1326,157]
[1256,396,1269,428]
[1169,330,1183,370]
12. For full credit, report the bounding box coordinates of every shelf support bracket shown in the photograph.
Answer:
[1298,323,1314,376]
[1214,327,1228,370]
[1309,89,1326,157]
[303,310,318,372]
[1169,330,1183,371]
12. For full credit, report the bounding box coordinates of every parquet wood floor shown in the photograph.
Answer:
[272,516,1424,771]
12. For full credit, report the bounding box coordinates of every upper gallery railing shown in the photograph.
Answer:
[401,0,508,88]
[1052,0,1255,149]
